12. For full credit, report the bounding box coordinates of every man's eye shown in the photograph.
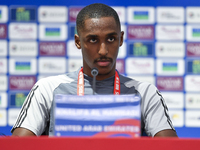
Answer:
[108,37,115,42]
[90,38,97,43]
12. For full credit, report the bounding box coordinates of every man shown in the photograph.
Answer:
[11,3,177,137]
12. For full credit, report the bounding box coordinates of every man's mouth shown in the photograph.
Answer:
[95,58,112,67]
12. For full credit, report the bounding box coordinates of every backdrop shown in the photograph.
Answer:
[0,0,200,137]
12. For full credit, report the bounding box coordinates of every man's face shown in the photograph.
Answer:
[75,16,124,80]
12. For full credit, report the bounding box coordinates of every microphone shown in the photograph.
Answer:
[91,67,98,95]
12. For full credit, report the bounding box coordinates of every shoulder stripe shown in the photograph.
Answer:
[13,85,39,129]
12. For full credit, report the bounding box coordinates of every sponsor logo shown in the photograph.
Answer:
[162,63,178,71]
[187,43,200,56]
[156,42,185,57]
[127,7,155,24]
[0,6,8,23]
[9,76,36,90]
[15,62,31,70]
[161,92,184,109]
[0,24,7,38]
[8,108,21,126]
[128,25,154,40]
[69,7,82,22]
[68,58,83,72]
[9,92,28,107]
[127,76,155,84]
[186,110,200,127]
[39,6,67,22]
[128,43,153,57]
[192,28,200,37]
[39,24,67,41]
[157,59,184,75]
[67,40,82,57]
[0,93,7,108]
[9,41,37,56]
[112,7,126,23]
[0,58,7,73]
[186,7,200,23]
[10,7,36,22]
[126,58,154,74]
[0,76,7,91]
[169,110,184,127]
[116,59,125,74]
[157,77,183,91]
[156,25,184,40]
[39,42,66,56]
[187,60,200,74]
[0,40,7,56]
[69,25,77,39]
[156,7,184,23]
[186,93,200,109]
[9,23,37,39]
[134,11,148,20]
[185,75,200,92]
[45,28,60,36]
[0,109,7,126]
[39,58,66,74]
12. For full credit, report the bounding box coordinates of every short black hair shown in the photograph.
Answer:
[76,3,121,35]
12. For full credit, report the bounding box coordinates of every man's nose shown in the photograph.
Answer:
[98,43,108,56]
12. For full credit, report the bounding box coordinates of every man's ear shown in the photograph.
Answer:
[75,34,81,49]
[120,31,124,46]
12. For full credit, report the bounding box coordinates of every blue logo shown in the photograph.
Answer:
[192,28,200,37]
[15,62,31,70]
[162,63,178,71]
[45,28,60,36]
[134,11,149,20]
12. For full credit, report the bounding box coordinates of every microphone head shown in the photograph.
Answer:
[91,67,98,77]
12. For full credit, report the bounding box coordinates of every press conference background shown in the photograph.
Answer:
[0,0,200,137]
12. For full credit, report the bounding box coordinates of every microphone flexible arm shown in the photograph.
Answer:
[91,67,98,95]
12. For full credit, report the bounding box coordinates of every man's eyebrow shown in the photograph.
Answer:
[85,32,118,38]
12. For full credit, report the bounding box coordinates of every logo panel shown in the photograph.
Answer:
[10,6,36,22]
[9,23,37,39]
[161,92,184,109]
[38,6,67,22]
[9,92,28,107]
[127,7,155,24]
[9,58,37,75]
[185,75,200,92]
[127,25,154,40]
[0,76,7,91]
[9,41,38,56]
[0,40,7,56]
[156,7,184,23]
[112,7,126,23]
[168,110,184,127]
[68,58,83,72]
[156,42,185,57]
[67,40,82,57]
[186,7,200,23]
[0,6,8,23]
[126,58,154,74]
[186,59,200,74]
[0,58,7,74]
[156,77,183,91]
[0,92,7,108]
[9,76,36,90]
[116,59,125,74]
[127,75,155,85]
[8,108,20,126]
[156,25,184,40]
[0,24,7,39]
[186,25,200,41]
[185,93,200,109]
[187,43,200,57]
[128,42,154,57]
[186,110,200,127]
[0,109,7,126]
[39,24,67,41]
[39,42,66,56]
[69,7,83,22]
[156,59,184,75]
[39,57,66,74]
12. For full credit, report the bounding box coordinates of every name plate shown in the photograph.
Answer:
[54,94,141,138]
